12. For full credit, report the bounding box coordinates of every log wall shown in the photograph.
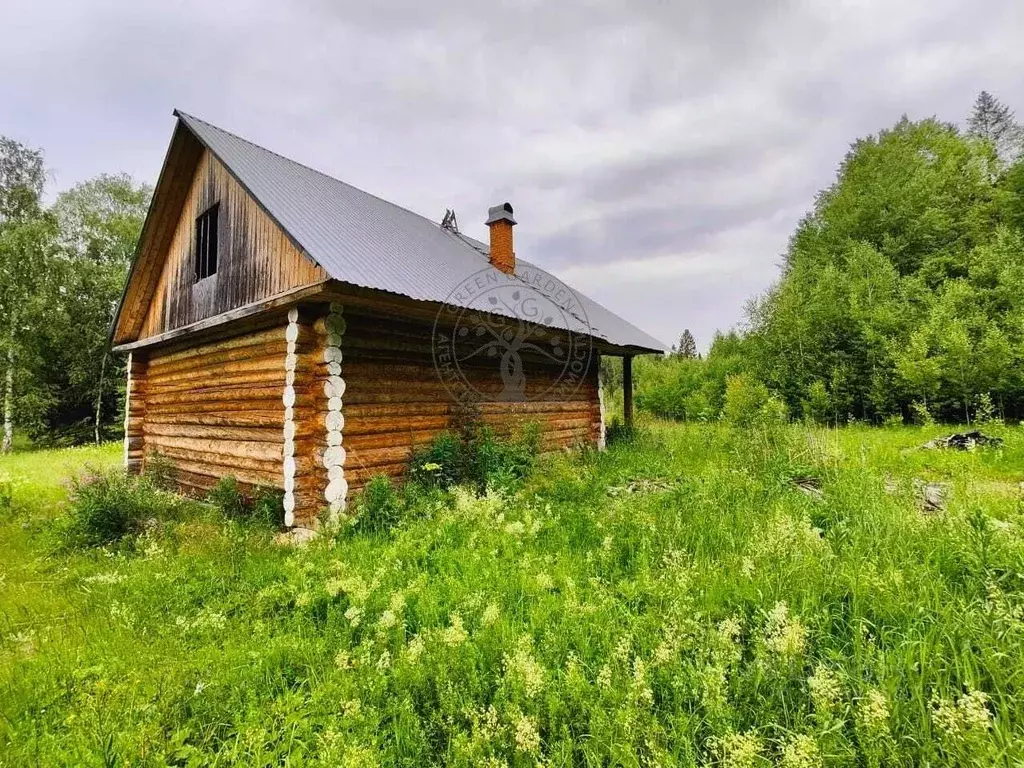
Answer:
[123,300,603,526]
[138,324,291,497]
[138,149,328,340]
[341,306,602,492]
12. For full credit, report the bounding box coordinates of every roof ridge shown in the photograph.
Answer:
[173,109,478,245]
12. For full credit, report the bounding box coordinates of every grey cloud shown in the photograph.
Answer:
[3,0,1024,348]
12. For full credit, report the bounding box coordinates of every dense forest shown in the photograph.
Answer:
[2,91,1022,453]
[0,139,150,449]
[615,91,1024,426]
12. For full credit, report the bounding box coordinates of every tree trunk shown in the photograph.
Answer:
[2,312,14,454]
[94,349,108,445]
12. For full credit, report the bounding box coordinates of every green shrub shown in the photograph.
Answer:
[408,422,540,493]
[143,451,177,491]
[250,486,286,528]
[605,416,639,445]
[206,477,283,526]
[56,470,176,549]
[207,476,248,518]
[351,474,404,534]
[0,473,15,519]
[802,380,832,425]
[722,373,788,428]
[408,431,463,489]
[470,422,540,492]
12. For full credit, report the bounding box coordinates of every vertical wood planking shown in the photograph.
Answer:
[138,149,327,341]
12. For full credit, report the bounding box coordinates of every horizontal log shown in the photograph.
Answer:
[144,434,284,462]
[143,410,286,428]
[148,326,289,368]
[341,399,595,419]
[163,462,283,491]
[345,462,409,486]
[143,445,284,481]
[146,375,292,399]
[147,340,292,372]
[146,387,317,408]
[343,429,441,451]
[144,403,286,420]
[346,445,414,469]
[143,422,284,443]
[343,389,595,406]
[147,353,294,386]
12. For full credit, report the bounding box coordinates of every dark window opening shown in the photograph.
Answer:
[195,202,219,280]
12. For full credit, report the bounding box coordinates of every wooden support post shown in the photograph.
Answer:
[623,355,634,428]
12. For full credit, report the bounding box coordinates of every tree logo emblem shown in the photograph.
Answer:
[432,267,593,404]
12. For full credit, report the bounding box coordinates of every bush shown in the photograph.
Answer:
[408,422,541,493]
[250,486,286,528]
[470,423,540,492]
[802,380,832,425]
[207,476,283,527]
[0,473,15,520]
[57,470,177,549]
[351,475,404,534]
[408,432,463,489]
[605,416,639,445]
[722,373,788,428]
[143,451,177,491]
[207,476,248,518]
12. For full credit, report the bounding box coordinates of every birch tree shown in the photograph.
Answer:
[51,174,150,443]
[0,138,46,452]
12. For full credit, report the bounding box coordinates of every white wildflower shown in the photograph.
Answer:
[808,665,842,714]
[441,613,468,645]
[504,639,546,697]
[763,602,807,660]
[534,572,555,591]
[931,689,992,740]
[335,650,355,669]
[481,602,500,627]
[858,689,890,735]
[513,714,541,755]
[341,699,361,718]
[404,634,426,663]
[709,730,763,768]
[780,733,822,768]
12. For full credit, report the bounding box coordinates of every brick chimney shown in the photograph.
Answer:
[485,202,516,274]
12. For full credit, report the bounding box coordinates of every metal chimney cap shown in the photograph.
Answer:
[485,202,516,226]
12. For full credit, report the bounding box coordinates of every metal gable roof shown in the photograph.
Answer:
[175,110,667,354]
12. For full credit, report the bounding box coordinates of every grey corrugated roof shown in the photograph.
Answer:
[176,110,666,353]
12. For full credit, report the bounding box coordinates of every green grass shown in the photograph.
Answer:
[2,424,1024,765]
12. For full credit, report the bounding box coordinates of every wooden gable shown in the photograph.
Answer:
[112,121,329,347]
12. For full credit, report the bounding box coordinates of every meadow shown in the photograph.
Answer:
[2,422,1024,766]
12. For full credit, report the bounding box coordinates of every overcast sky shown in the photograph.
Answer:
[3,0,1023,349]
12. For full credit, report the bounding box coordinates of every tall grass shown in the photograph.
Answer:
[2,425,1024,765]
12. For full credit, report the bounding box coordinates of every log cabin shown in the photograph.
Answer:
[111,111,666,529]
